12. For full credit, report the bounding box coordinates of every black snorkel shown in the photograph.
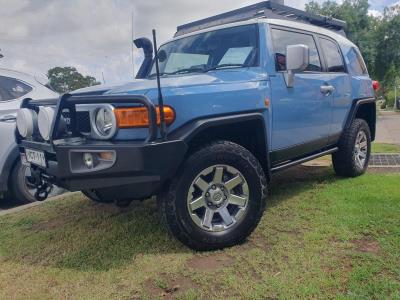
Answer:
[134,37,153,79]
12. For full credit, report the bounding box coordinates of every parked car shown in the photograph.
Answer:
[15,2,377,250]
[0,68,58,203]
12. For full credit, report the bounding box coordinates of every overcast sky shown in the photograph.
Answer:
[0,0,399,85]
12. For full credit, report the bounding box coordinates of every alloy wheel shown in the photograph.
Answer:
[187,165,249,232]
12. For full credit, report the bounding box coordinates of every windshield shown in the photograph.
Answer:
[149,24,259,77]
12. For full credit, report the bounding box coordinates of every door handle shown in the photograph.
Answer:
[320,85,335,95]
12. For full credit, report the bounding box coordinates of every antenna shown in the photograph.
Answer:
[131,10,135,79]
[152,29,167,140]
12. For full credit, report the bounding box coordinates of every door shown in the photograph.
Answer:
[0,76,33,118]
[269,28,333,162]
[318,37,352,144]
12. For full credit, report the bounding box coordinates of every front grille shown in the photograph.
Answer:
[76,111,91,133]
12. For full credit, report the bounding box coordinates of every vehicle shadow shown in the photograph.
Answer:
[269,164,338,207]
[0,164,337,272]
[0,196,18,210]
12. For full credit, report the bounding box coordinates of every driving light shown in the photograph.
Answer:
[114,106,175,128]
[94,107,117,139]
[38,106,55,141]
[17,108,38,138]
[83,153,94,169]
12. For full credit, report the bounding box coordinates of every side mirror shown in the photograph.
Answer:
[158,49,167,63]
[285,44,309,88]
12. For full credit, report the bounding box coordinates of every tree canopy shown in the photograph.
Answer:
[306,0,400,83]
[47,67,100,93]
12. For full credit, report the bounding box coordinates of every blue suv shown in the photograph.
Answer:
[16,2,377,250]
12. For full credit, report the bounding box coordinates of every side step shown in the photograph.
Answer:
[271,147,338,173]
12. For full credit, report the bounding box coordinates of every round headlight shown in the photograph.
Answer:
[94,107,116,138]
[17,108,38,138]
[38,106,55,141]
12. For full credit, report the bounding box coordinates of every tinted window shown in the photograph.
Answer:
[150,24,259,76]
[0,76,33,101]
[320,38,346,73]
[347,48,368,75]
[271,29,322,72]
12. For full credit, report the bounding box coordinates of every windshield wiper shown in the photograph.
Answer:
[205,64,248,72]
[169,67,206,75]
[148,64,247,78]
[148,72,168,78]
[148,67,205,78]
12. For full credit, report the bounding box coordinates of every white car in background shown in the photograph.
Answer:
[0,68,59,204]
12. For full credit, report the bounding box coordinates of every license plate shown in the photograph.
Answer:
[25,148,46,168]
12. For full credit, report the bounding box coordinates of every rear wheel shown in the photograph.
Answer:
[158,141,268,251]
[7,160,37,204]
[332,119,371,177]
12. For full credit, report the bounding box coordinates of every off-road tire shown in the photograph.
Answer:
[7,160,37,204]
[332,118,371,177]
[158,141,268,251]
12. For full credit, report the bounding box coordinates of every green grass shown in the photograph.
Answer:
[0,167,399,299]
[372,143,400,153]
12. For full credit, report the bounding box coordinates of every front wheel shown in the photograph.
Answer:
[332,118,371,177]
[7,160,38,204]
[158,141,268,251]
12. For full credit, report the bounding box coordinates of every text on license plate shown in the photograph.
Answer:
[25,149,46,168]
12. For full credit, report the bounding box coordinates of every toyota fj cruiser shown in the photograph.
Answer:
[16,2,377,250]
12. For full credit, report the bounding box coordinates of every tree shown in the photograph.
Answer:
[47,67,100,93]
[374,5,400,81]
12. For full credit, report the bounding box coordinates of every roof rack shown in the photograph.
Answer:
[175,1,347,37]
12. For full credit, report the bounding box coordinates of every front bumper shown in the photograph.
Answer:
[20,139,187,199]
[17,94,187,199]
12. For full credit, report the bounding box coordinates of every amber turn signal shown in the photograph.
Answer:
[114,106,175,128]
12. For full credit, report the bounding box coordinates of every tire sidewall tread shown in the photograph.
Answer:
[332,119,371,178]
[158,140,267,251]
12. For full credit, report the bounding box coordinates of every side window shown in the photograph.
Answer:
[0,76,33,101]
[271,29,322,72]
[320,38,346,73]
[347,48,368,75]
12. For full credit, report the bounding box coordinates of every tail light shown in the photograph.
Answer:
[114,106,175,128]
[372,80,380,91]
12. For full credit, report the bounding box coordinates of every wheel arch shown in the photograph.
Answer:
[169,112,270,179]
[345,98,376,141]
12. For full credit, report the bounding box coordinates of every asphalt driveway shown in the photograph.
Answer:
[376,111,400,145]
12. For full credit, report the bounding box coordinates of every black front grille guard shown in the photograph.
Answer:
[21,94,159,148]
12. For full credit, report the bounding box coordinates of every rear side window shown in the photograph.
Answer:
[347,48,368,75]
[271,29,322,72]
[0,76,33,101]
[320,38,346,73]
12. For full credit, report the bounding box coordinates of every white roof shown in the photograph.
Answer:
[165,18,355,49]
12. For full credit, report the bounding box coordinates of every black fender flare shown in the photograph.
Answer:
[169,112,271,178]
[344,97,376,141]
